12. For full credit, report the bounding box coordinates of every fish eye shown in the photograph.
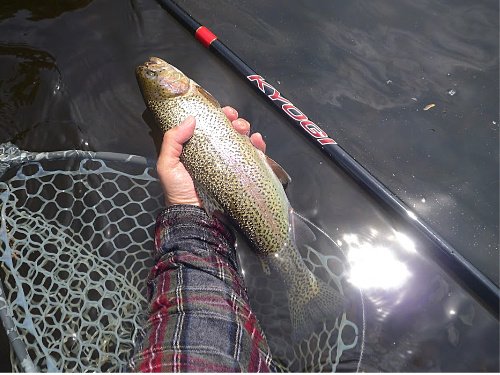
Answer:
[146,70,157,78]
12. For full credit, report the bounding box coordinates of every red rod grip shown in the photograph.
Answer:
[195,26,217,48]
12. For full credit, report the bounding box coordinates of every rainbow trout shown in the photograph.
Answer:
[136,57,344,336]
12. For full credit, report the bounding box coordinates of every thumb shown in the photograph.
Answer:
[158,116,196,166]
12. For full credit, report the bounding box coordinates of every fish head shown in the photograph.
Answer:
[135,57,191,101]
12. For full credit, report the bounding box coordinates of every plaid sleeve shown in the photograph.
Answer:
[130,205,276,372]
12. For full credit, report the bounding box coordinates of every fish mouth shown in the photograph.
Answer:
[143,56,168,69]
[136,56,191,97]
[136,57,185,80]
[137,56,171,74]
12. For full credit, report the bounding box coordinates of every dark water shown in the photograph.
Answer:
[0,0,498,372]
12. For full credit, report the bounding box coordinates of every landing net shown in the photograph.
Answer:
[0,142,363,372]
[0,143,162,372]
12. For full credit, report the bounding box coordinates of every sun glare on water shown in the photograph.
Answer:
[342,231,413,290]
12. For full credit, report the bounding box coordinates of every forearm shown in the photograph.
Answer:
[130,205,274,372]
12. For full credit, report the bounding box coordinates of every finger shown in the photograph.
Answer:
[222,106,238,122]
[158,116,196,167]
[250,132,266,153]
[232,118,250,136]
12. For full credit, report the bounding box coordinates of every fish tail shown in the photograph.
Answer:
[270,240,346,341]
[290,269,346,341]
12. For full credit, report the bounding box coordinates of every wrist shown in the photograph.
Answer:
[155,204,236,260]
[165,196,202,208]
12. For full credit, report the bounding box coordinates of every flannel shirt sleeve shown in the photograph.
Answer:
[130,205,276,372]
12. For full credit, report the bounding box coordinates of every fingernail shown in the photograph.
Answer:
[236,117,249,127]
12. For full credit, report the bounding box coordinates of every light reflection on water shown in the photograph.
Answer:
[347,241,411,290]
[341,228,416,291]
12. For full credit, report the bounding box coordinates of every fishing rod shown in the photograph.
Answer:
[155,0,499,314]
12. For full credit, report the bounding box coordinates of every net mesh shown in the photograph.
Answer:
[0,142,363,372]
[0,143,162,372]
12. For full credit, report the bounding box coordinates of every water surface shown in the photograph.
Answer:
[0,0,498,371]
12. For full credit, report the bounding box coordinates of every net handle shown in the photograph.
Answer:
[0,276,37,372]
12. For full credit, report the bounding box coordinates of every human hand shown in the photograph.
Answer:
[157,106,266,207]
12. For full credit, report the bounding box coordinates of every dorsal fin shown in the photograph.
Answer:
[196,85,220,107]
[265,155,291,189]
